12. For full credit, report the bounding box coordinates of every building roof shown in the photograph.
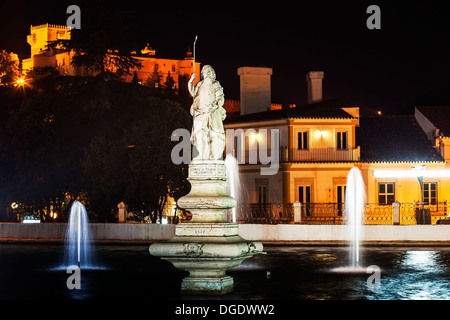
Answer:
[357,115,444,163]
[224,98,356,124]
[415,106,450,137]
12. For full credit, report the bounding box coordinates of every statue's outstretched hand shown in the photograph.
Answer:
[190,73,196,82]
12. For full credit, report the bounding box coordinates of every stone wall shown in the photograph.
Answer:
[0,223,175,242]
[2,223,450,243]
[239,224,450,243]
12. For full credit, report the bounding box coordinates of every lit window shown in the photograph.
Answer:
[423,182,437,205]
[258,186,266,206]
[297,131,309,150]
[336,131,348,150]
[299,185,312,216]
[336,185,346,216]
[256,179,268,206]
[378,183,395,205]
[299,185,311,203]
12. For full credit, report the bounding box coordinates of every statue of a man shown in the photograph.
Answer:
[188,65,226,160]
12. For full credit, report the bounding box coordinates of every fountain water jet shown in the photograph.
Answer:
[346,167,366,268]
[225,154,240,223]
[64,201,94,269]
[331,167,366,273]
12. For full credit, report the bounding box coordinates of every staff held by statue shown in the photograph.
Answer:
[193,35,198,74]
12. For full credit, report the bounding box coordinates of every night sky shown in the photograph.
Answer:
[1,0,449,115]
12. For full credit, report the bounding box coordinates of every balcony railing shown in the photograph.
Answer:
[281,147,360,162]
[228,202,449,225]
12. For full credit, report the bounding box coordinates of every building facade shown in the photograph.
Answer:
[223,68,449,225]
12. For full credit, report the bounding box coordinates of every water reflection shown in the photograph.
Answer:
[366,250,450,300]
[233,247,450,300]
[400,251,444,272]
[2,244,450,300]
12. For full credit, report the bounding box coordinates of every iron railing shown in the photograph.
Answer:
[229,202,449,225]
[300,203,344,225]
[363,204,393,225]
[397,202,448,225]
[230,203,294,224]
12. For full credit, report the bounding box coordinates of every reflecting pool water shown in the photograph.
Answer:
[0,244,449,300]
[365,250,450,300]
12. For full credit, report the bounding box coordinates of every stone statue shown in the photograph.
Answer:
[150,67,264,297]
[188,65,226,160]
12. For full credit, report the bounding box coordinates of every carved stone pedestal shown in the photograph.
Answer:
[150,223,263,295]
[149,160,264,295]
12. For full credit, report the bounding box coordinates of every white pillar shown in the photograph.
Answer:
[293,201,302,224]
[392,201,400,225]
[118,202,126,223]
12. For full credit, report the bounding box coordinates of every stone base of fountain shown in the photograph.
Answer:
[149,159,264,295]
[150,223,263,295]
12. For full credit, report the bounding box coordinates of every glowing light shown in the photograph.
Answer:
[373,169,450,178]
[377,111,382,115]
[315,130,328,139]
[22,219,41,224]
[11,202,18,209]
[15,77,26,87]
[251,132,260,142]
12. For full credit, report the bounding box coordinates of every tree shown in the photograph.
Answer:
[0,71,193,222]
[80,135,129,221]
[47,0,142,79]
[0,50,20,86]
[27,66,60,81]
[132,71,140,85]
[146,69,162,89]
[163,71,177,99]
[0,76,95,221]
[82,97,191,222]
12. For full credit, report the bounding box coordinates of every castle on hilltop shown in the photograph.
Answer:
[21,23,200,90]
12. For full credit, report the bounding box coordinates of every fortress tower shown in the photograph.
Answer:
[27,24,71,57]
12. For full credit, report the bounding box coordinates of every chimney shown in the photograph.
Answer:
[238,67,272,115]
[306,71,324,104]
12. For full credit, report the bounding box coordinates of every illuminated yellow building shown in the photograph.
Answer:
[224,68,450,224]
[22,24,73,74]
[21,23,200,88]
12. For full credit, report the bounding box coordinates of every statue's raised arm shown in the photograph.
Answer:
[188,73,197,98]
